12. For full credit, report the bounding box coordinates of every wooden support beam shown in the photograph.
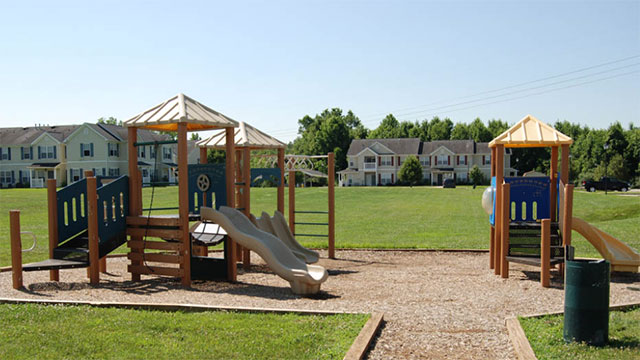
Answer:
[100,257,107,273]
[225,127,237,282]
[128,265,184,277]
[126,215,180,227]
[234,149,244,262]
[87,176,100,285]
[541,219,551,287]
[126,227,183,240]
[128,127,142,282]
[243,147,251,269]
[10,210,23,289]
[178,122,191,287]
[550,146,558,222]
[501,183,510,278]
[494,145,504,275]
[46,179,59,281]
[562,184,574,247]
[561,144,570,185]
[127,252,184,264]
[277,148,285,213]
[288,170,295,234]
[328,152,335,259]
[127,240,184,251]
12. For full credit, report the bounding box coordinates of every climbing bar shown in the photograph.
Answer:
[294,222,329,226]
[141,206,180,211]
[294,233,328,238]
[133,140,178,147]
[294,210,328,214]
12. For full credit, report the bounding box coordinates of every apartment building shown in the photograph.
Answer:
[338,138,516,186]
[0,123,178,188]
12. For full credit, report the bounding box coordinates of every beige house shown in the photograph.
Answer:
[0,123,178,188]
[338,138,516,186]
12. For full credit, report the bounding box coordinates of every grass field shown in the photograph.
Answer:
[0,303,368,360]
[1,186,638,267]
[519,306,640,360]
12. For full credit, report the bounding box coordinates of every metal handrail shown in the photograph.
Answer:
[21,231,37,252]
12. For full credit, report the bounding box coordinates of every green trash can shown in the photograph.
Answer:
[563,259,610,346]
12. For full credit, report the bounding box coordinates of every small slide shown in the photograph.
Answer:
[254,211,320,264]
[200,206,328,295]
[572,217,640,273]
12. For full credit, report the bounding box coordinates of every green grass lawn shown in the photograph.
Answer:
[519,306,640,360]
[0,303,368,360]
[1,186,639,267]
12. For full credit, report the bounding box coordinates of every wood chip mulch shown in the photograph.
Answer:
[2,250,639,359]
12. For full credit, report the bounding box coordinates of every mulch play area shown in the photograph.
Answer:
[2,250,639,359]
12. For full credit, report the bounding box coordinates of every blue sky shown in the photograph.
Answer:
[0,0,638,142]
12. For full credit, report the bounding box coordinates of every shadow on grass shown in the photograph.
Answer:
[607,336,640,350]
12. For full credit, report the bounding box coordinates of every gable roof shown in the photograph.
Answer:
[347,138,422,156]
[197,121,285,149]
[0,125,79,145]
[489,114,573,148]
[124,93,239,132]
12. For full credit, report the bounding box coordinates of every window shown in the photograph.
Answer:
[108,143,119,157]
[437,155,448,165]
[22,147,32,160]
[380,156,392,166]
[483,156,491,165]
[39,145,56,159]
[380,173,392,185]
[349,160,355,168]
[398,157,404,165]
[150,146,156,159]
[162,147,172,160]
[138,146,146,158]
[458,172,468,182]
[420,156,430,166]
[364,156,375,163]
[71,169,82,182]
[80,143,93,157]
[0,148,8,160]
[458,156,467,166]
[0,170,12,184]
[109,168,120,177]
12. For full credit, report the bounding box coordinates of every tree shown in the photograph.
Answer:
[206,149,226,164]
[468,118,492,142]
[398,155,423,186]
[450,123,470,140]
[368,114,401,139]
[190,133,201,141]
[97,117,121,126]
[469,165,485,187]
[428,117,453,140]
[487,119,509,139]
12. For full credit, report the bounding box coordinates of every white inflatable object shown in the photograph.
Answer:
[481,186,495,215]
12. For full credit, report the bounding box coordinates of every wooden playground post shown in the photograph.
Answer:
[242,147,251,268]
[178,122,191,287]
[500,182,510,278]
[328,152,335,259]
[234,149,243,262]
[10,210,23,289]
[541,219,551,287]
[560,144,570,185]
[489,146,496,270]
[550,146,558,222]
[46,179,60,281]
[494,144,504,275]
[86,175,100,285]
[562,184,574,248]
[128,127,142,282]
[277,148,285,213]
[288,170,295,234]
[224,127,237,282]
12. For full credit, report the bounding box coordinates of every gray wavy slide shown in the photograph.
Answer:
[200,206,328,295]
[253,211,320,264]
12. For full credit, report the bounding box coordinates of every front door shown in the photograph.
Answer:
[366,173,376,186]
[47,170,54,179]
[437,173,443,185]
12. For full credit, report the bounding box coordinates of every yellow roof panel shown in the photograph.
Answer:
[489,114,573,148]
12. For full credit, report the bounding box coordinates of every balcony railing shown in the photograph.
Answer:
[363,162,376,170]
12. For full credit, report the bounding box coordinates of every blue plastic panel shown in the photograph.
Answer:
[504,177,550,222]
[250,168,281,187]
[57,179,88,242]
[188,163,227,214]
[490,176,496,226]
[96,175,129,243]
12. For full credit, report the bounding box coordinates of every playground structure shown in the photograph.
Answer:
[487,115,639,287]
[9,93,332,294]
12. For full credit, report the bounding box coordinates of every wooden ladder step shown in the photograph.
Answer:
[128,265,184,277]
[127,227,183,240]
[127,215,181,227]
[127,240,184,251]
[127,252,184,264]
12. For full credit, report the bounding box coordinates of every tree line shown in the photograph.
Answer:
[290,109,640,187]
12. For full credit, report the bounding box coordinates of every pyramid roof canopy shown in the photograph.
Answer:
[124,93,238,131]
[197,121,286,150]
[489,114,573,148]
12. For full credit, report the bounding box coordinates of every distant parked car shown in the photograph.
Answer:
[443,178,456,188]
[582,177,630,192]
